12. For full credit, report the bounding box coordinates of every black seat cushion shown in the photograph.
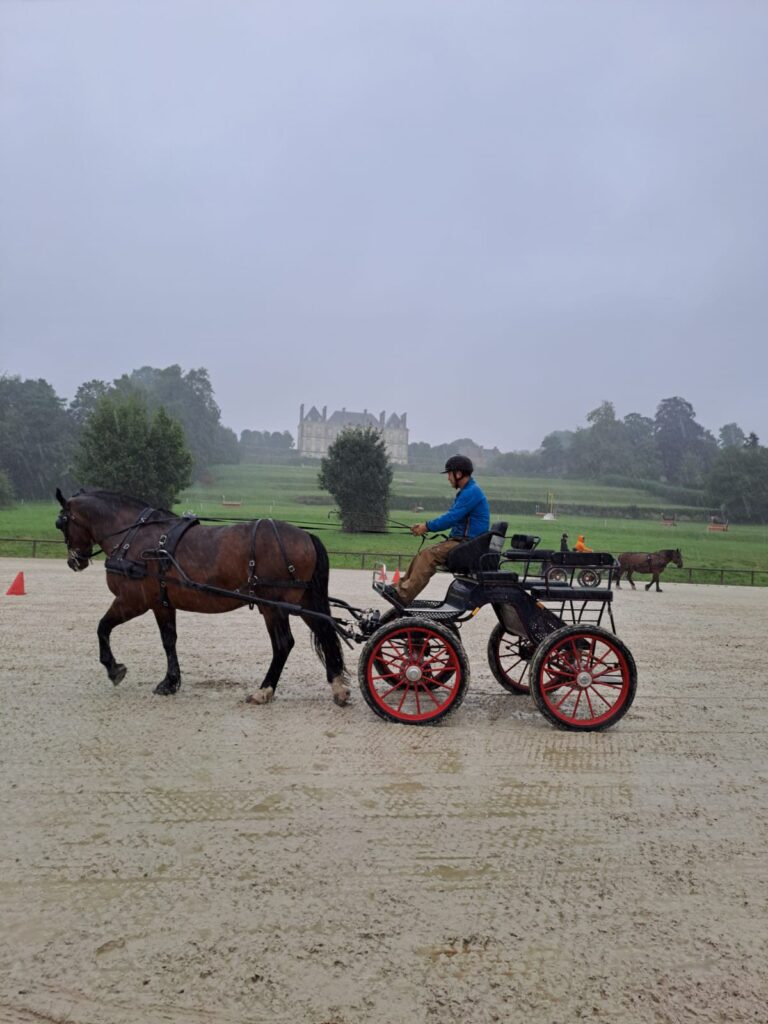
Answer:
[445,522,508,574]
[509,533,540,550]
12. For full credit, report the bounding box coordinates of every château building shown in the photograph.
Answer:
[298,405,409,464]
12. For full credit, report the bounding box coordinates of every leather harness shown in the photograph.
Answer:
[104,510,309,610]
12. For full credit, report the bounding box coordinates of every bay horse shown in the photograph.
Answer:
[54,488,349,705]
[615,549,683,592]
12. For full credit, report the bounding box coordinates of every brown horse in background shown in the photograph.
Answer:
[615,549,683,592]
[55,489,349,705]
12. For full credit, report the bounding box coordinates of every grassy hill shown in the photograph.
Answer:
[190,464,705,513]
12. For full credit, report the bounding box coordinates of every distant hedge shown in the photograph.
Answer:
[294,490,708,520]
[595,476,707,506]
[388,494,708,521]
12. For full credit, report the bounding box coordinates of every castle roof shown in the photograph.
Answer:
[327,409,380,428]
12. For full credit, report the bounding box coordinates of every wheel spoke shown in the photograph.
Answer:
[590,663,621,681]
[585,647,614,671]
[553,686,577,708]
[421,650,450,671]
[566,638,584,668]
[396,682,411,712]
[590,686,615,709]
[545,664,576,684]
[584,688,596,718]
[379,681,407,699]
[416,682,442,707]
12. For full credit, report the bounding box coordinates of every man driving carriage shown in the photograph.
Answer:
[386,454,490,605]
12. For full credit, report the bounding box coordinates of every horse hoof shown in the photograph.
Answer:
[110,664,127,685]
[246,687,274,705]
[331,679,350,706]
[153,679,180,696]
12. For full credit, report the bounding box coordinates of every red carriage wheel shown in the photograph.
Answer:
[577,568,601,588]
[545,566,568,584]
[372,611,459,688]
[359,618,469,725]
[486,622,532,694]
[529,625,636,731]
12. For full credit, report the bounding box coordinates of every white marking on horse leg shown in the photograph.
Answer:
[245,686,275,705]
[331,676,350,706]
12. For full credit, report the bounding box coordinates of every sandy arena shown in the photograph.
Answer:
[1,557,767,1024]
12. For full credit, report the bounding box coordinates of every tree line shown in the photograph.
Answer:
[0,367,240,508]
[0,365,304,508]
[1,375,766,522]
[411,397,768,522]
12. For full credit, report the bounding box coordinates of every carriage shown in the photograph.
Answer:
[330,522,635,730]
[55,491,636,732]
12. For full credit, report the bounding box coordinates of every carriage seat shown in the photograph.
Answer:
[509,533,541,551]
[444,522,508,575]
[546,551,617,568]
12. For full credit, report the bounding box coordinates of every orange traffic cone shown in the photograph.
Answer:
[378,564,387,583]
[392,568,401,585]
[6,572,25,596]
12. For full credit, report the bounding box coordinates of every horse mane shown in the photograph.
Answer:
[77,489,175,516]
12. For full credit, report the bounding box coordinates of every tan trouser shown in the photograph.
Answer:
[394,538,463,604]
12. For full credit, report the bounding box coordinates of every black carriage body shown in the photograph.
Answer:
[380,562,616,642]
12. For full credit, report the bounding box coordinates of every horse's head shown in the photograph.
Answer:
[672,548,683,568]
[55,488,95,572]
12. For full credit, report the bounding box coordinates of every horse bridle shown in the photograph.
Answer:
[55,500,174,570]
[55,504,98,570]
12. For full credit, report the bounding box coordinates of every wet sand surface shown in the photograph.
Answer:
[1,558,767,1023]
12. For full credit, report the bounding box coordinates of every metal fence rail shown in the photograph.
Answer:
[1,537,767,586]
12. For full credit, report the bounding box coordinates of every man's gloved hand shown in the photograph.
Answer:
[410,522,428,536]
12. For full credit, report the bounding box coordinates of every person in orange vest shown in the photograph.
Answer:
[574,534,592,553]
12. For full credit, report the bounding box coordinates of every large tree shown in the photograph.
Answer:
[111,365,235,473]
[318,427,392,532]
[0,469,14,507]
[654,396,717,485]
[74,393,192,509]
[538,430,573,476]
[718,422,746,449]
[568,402,632,478]
[0,375,74,498]
[622,412,661,479]
[68,379,111,427]
[706,444,768,523]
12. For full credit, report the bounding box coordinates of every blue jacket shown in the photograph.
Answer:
[426,477,491,539]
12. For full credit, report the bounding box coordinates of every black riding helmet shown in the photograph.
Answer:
[442,455,474,476]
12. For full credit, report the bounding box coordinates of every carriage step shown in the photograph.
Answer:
[408,607,464,621]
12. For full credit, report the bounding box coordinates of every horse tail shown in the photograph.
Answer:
[304,533,346,680]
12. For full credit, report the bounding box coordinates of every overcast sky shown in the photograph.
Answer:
[2,0,767,451]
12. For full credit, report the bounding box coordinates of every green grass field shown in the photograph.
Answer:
[192,463,702,510]
[2,464,767,584]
